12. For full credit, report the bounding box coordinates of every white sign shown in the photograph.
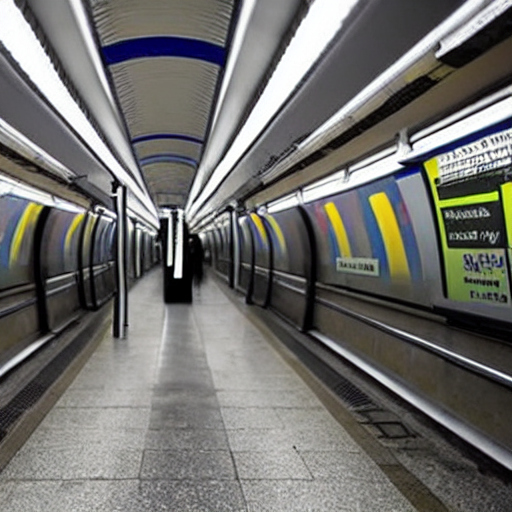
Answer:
[336,257,380,276]
[437,128,512,185]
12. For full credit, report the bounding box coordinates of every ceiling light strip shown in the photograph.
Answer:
[187,0,361,219]
[0,0,158,225]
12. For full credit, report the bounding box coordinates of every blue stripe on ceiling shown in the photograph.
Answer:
[140,154,198,168]
[103,36,226,67]
[132,133,203,145]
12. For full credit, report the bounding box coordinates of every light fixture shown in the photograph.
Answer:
[0,0,158,225]
[0,172,84,212]
[187,0,361,219]
[266,193,300,214]
[254,0,495,188]
[208,0,257,134]
[0,118,75,183]
[436,0,512,60]
[302,147,401,204]
[404,86,512,163]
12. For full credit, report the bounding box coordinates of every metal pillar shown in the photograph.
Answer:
[113,183,128,338]
[231,208,240,289]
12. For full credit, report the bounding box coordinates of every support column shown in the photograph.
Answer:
[113,183,128,338]
[231,207,240,290]
[163,209,192,303]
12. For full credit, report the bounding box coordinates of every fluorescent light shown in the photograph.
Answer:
[0,172,83,211]
[187,0,361,218]
[266,193,300,213]
[405,90,512,162]
[257,0,493,187]
[436,0,512,59]
[0,0,158,224]
[0,118,75,182]
[301,169,347,204]
[187,0,257,203]
[209,0,257,134]
[52,197,84,213]
[302,148,401,203]
[69,0,121,120]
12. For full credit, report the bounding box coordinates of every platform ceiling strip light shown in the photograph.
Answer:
[186,0,361,219]
[69,0,121,124]
[436,0,512,59]
[405,87,512,162]
[208,0,257,134]
[0,117,75,183]
[266,193,301,214]
[259,0,498,186]
[0,0,158,226]
[301,146,401,204]
[0,172,84,212]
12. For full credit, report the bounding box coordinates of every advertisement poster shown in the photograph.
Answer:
[424,125,512,306]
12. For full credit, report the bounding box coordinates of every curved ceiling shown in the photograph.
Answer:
[90,0,237,209]
[8,0,509,231]
[9,0,308,220]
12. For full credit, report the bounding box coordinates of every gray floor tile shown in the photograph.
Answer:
[217,389,321,408]
[145,428,230,451]
[241,480,352,512]
[151,390,219,409]
[149,405,225,430]
[234,449,313,480]
[139,480,204,511]
[300,450,393,483]
[221,407,284,430]
[2,445,143,480]
[275,407,341,430]
[0,480,153,512]
[41,406,151,431]
[226,426,359,452]
[58,479,152,512]
[212,373,303,391]
[0,481,14,502]
[195,480,247,512]
[22,426,147,451]
[69,372,155,391]
[56,388,152,408]
[0,481,63,512]
[140,449,236,480]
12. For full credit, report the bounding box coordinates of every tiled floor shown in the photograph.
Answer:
[0,270,417,511]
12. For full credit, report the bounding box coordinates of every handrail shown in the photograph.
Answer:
[315,296,512,389]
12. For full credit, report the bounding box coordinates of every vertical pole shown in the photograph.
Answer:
[122,186,129,329]
[232,208,240,290]
[113,183,128,338]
